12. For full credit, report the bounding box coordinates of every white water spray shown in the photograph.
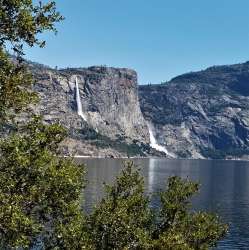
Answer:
[75,76,87,121]
[148,127,175,158]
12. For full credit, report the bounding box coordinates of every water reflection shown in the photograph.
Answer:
[75,158,249,249]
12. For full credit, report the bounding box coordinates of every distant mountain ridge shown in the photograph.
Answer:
[18,58,249,158]
[139,61,249,158]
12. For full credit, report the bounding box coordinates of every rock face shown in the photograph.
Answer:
[28,60,249,158]
[73,66,148,142]
[139,61,249,157]
[29,63,149,156]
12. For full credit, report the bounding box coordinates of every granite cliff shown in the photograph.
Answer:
[26,60,249,159]
[29,63,155,157]
[139,61,249,159]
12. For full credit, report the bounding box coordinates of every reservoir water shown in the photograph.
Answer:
[75,158,249,249]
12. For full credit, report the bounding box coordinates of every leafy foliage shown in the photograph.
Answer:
[0,0,64,55]
[0,0,63,120]
[154,175,226,249]
[0,48,39,121]
[176,150,192,158]
[69,126,152,157]
[84,161,228,250]
[0,1,88,249]
[0,115,87,249]
[201,148,249,159]
[85,162,155,249]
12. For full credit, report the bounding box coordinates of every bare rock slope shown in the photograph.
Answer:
[29,63,150,157]
[28,60,249,159]
[139,61,249,158]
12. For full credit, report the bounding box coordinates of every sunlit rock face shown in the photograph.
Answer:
[30,64,149,149]
[28,60,249,158]
[74,66,149,142]
[139,61,249,157]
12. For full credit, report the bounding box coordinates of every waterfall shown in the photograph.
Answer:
[75,76,87,121]
[148,127,175,158]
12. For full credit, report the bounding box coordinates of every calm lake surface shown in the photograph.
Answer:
[75,158,249,249]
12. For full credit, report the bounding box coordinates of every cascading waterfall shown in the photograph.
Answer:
[75,76,87,121]
[148,127,175,158]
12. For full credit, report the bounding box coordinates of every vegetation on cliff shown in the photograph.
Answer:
[139,62,249,157]
[201,148,249,160]
[139,62,249,128]
[69,126,165,157]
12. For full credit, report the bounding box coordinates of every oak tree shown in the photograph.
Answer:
[85,161,228,250]
[0,1,86,249]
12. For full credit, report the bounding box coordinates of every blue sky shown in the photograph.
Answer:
[19,0,249,85]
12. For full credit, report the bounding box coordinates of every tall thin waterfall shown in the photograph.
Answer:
[148,127,175,158]
[75,76,87,121]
